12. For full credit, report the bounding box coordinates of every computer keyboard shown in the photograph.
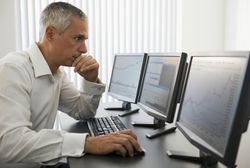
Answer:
[87,116,127,136]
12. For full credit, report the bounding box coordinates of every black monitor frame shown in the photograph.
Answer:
[105,53,147,116]
[132,52,188,138]
[169,52,250,167]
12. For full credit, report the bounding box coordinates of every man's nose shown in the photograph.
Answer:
[78,42,87,53]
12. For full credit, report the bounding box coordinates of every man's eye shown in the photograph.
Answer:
[73,37,83,41]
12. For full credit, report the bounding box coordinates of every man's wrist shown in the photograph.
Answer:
[95,78,102,84]
[84,135,92,154]
[84,77,100,83]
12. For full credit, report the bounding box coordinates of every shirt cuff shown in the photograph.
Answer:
[61,132,88,157]
[81,79,105,95]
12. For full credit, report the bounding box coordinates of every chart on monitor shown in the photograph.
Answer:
[168,52,250,167]
[105,53,147,117]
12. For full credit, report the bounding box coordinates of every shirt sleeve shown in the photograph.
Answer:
[58,70,106,120]
[61,132,87,156]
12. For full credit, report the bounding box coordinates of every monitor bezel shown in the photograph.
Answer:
[107,53,147,104]
[176,52,250,167]
[137,52,187,123]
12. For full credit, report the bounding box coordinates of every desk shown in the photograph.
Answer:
[59,103,250,168]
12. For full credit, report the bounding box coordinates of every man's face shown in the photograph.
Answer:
[52,16,88,67]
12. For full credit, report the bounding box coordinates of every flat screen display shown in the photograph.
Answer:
[138,53,187,123]
[108,53,146,103]
[176,53,250,167]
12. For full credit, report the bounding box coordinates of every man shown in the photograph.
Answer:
[0,2,142,168]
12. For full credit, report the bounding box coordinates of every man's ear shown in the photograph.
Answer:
[45,26,57,41]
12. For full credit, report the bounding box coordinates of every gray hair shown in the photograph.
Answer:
[40,2,87,38]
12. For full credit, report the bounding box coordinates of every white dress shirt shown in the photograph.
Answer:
[0,44,105,168]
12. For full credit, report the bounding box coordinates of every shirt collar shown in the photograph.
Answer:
[26,43,52,78]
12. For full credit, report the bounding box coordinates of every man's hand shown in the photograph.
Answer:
[84,129,143,157]
[72,55,99,82]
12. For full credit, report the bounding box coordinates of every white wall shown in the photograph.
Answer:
[182,0,226,53]
[0,0,17,58]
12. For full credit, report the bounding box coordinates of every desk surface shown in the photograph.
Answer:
[59,103,250,168]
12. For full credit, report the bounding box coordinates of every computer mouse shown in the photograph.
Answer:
[111,147,146,157]
[133,148,146,156]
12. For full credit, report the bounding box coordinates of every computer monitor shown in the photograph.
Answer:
[167,52,250,167]
[132,53,188,138]
[105,53,147,116]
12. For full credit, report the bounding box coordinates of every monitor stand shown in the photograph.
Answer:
[104,101,139,117]
[167,150,222,167]
[131,118,176,139]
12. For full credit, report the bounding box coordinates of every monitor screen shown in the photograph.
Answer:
[107,53,147,104]
[176,52,250,167]
[138,53,187,123]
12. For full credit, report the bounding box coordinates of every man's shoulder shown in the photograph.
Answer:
[0,50,34,77]
[0,50,32,68]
